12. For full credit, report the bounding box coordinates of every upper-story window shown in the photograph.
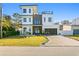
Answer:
[44,17,46,22]
[29,9,31,13]
[29,18,31,22]
[23,18,27,22]
[23,9,27,13]
[48,17,52,22]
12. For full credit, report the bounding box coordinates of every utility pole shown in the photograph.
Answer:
[0,4,3,38]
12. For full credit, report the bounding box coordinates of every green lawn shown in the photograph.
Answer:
[0,36,48,46]
[67,35,79,41]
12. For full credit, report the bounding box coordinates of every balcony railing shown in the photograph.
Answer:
[42,11,53,14]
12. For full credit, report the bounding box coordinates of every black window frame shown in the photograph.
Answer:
[23,18,27,22]
[44,17,46,22]
[29,9,31,13]
[48,17,52,22]
[29,18,31,22]
[23,9,27,13]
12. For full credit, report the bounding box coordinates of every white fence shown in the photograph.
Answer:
[60,30,73,35]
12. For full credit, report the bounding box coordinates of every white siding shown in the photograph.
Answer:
[21,8,33,15]
[42,24,60,35]
[42,14,60,35]
[42,14,53,26]
[21,16,33,25]
[20,6,38,15]
[20,6,38,35]
[21,26,33,35]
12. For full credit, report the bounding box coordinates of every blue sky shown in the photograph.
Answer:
[2,3,79,22]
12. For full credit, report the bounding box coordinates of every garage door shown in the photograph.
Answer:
[45,28,57,35]
[73,29,79,35]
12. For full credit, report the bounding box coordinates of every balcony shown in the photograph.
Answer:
[33,14,42,25]
[42,11,53,14]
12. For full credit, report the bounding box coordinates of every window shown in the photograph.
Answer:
[44,17,46,22]
[29,9,31,13]
[48,17,52,22]
[34,19,40,25]
[29,28,31,31]
[23,27,27,32]
[19,20,22,22]
[23,18,27,22]
[29,18,31,22]
[60,25,63,30]
[23,9,26,13]
[34,15,41,25]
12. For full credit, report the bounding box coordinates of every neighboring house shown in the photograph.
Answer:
[19,5,59,35]
[59,18,79,35]
[58,20,73,35]
[59,24,73,35]
[71,18,79,35]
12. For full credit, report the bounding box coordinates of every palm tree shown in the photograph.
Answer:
[2,15,12,30]
[13,13,20,22]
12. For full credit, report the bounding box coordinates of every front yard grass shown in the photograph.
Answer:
[66,35,79,41]
[0,36,48,46]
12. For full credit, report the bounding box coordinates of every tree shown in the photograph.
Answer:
[0,4,3,38]
[2,15,12,29]
[61,20,70,25]
[13,13,21,22]
[0,14,19,37]
[13,13,22,31]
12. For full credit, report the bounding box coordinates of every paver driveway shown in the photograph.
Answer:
[45,35,79,47]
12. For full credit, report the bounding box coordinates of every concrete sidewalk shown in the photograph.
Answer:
[0,46,79,56]
[45,35,79,47]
